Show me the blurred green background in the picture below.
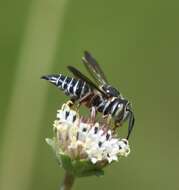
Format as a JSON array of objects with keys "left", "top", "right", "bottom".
[{"left": 0, "top": 0, "right": 179, "bottom": 190}]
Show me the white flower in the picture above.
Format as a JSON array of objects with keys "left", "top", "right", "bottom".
[{"left": 53, "top": 103, "right": 130, "bottom": 164}]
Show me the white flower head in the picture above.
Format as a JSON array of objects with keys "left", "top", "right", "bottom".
[{"left": 52, "top": 102, "right": 131, "bottom": 164}]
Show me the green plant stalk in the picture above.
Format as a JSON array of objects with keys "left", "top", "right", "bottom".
[{"left": 60, "top": 172, "right": 75, "bottom": 190}]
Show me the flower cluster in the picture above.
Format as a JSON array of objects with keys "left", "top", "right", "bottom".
[{"left": 52, "top": 103, "right": 130, "bottom": 164}]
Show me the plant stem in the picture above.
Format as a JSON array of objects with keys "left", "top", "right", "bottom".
[{"left": 60, "top": 172, "right": 75, "bottom": 190}]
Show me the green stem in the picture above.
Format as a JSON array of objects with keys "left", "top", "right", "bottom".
[{"left": 60, "top": 172, "right": 75, "bottom": 190}]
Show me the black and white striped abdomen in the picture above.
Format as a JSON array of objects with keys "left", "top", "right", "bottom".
[
  {"left": 92, "top": 96, "right": 124, "bottom": 117},
  {"left": 41, "top": 74, "right": 92, "bottom": 99}
]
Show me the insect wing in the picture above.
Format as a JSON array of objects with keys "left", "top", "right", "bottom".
[
  {"left": 82, "top": 51, "right": 108, "bottom": 85},
  {"left": 67, "top": 66, "right": 107, "bottom": 97}
]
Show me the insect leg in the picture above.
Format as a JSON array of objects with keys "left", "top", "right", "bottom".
[
  {"left": 78, "top": 92, "right": 94, "bottom": 106},
  {"left": 113, "top": 121, "right": 123, "bottom": 131},
  {"left": 101, "top": 114, "right": 113, "bottom": 125},
  {"left": 90, "top": 106, "right": 97, "bottom": 122},
  {"left": 78, "top": 92, "right": 98, "bottom": 121}
]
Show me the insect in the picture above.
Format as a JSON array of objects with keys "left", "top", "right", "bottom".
[{"left": 41, "top": 51, "right": 135, "bottom": 139}]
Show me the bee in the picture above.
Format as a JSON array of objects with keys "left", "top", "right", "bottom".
[{"left": 41, "top": 51, "right": 135, "bottom": 139}]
